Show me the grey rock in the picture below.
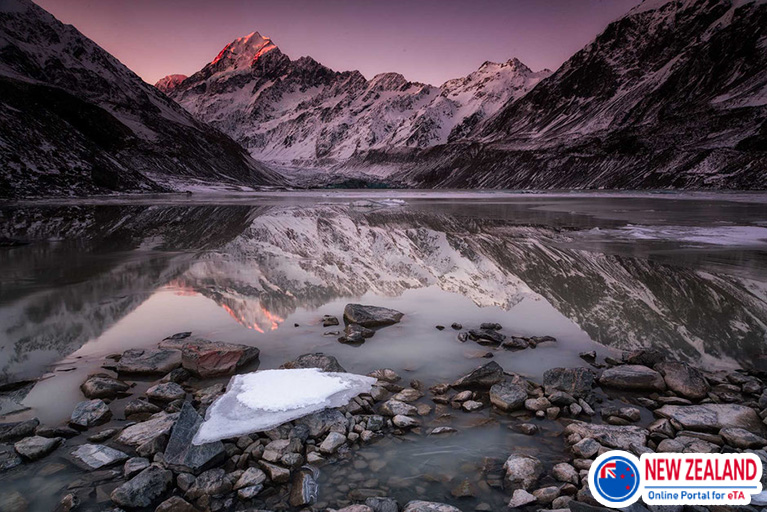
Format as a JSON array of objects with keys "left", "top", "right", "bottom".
[
  {"left": 185, "top": 468, "right": 231, "bottom": 499},
  {"left": 599, "top": 365, "right": 666, "bottom": 392},
  {"left": 655, "top": 362, "right": 710, "bottom": 400},
  {"left": 123, "top": 457, "right": 150, "bottom": 478},
  {"left": 259, "top": 460, "right": 290, "bottom": 483},
  {"left": 70, "top": 444, "right": 128, "bottom": 470},
  {"left": 366, "top": 497, "right": 399, "bottom": 512},
  {"left": 180, "top": 339, "right": 259, "bottom": 378},
  {"left": 468, "top": 329, "right": 506, "bottom": 345},
  {"left": 115, "top": 412, "right": 179, "bottom": 448},
  {"left": 237, "top": 484, "right": 264, "bottom": 500},
  {"left": 503, "top": 454, "right": 543, "bottom": 490},
  {"left": 392, "top": 415, "right": 419, "bottom": 428},
  {"left": 543, "top": 367, "right": 595, "bottom": 397},
  {"left": 280, "top": 352, "right": 346, "bottom": 372},
  {"left": 319, "top": 432, "right": 347, "bottom": 454},
  {"left": 234, "top": 467, "right": 266, "bottom": 490},
  {"left": 86, "top": 428, "right": 118, "bottom": 442},
  {"left": 0, "top": 446, "right": 22, "bottom": 472},
  {"left": 367, "top": 415, "right": 386, "bottom": 432},
  {"left": 322, "top": 315, "right": 340, "bottom": 327},
  {"left": 346, "top": 323, "right": 376, "bottom": 339},
  {"left": 451, "top": 361, "right": 504, "bottom": 389},
  {"left": 461, "top": 400, "right": 483, "bottom": 412},
  {"left": 124, "top": 399, "right": 162, "bottom": 418},
  {"left": 380, "top": 399, "right": 417, "bottom": 417},
  {"left": 80, "top": 374, "right": 130, "bottom": 399},
  {"left": 343, "top": 304, "right": 403, "bottom": 327},
  {"left": 490, "top": 381, "right": 527, "bottom": 411},
  {"left": 110, "top": 465, "right": 171, "bottom": 508},
  {"left": 69, "top": 399, "right": 111, "bottom": 429},
  {"left": 552, "top": 462, "right": 579, "bottom": 484},
  {"left": 720, "top": 427, "right": 767, "bottom": 448},
  {"left": 295, "top": 408, "right": 348, "bottom": 437},
  {"left": 508, "top": 489, "right": 537, "bottom": 508},
  {"left": 164, "top": 402, "right": 225, "bottom": 474},
  {"left": 146, "top": 382, "right": 186, "bottom": 402},
  {"left": 155, "top": 496, "right": 197, "bottom": 512},
  {"left": 289, "top": 468, "right": 318, "bottom": 507},
  {"left": 572, "top": 438, "right": 601, "bottom": 459},
  {"left": 368, "top": 368, "right": 400, "bottom": 382},
  {"left": 0, "top": 418, "right": 39, "bottom": 442},
  {"left": 403, "top": 501, "right": 461, "bottom": 512},
  {"left": 656, "top": 404, "right": 766, "bottom": 434},
  {"left": 116, "top": 348, "right": 182, "bottom": 375},
  {"left": 564, "top": 422, "right": 648, "bottom": 450},
  {"left": 533, "top": 485, "right": 560, "bottom": 505},
  {"left": 14, "top": 435, "right": 61, "bottom": 460}
]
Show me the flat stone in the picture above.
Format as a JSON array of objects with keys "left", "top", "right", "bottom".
[
  {"left": 124, "top": 399, "right": 162, "bottom": 418},
  {"left": 280, "top": 353, "right": 346, "bottom": 372},
  {"left": 180, "top": 339, "right": 259, "bottom": 378},
  {"left": 164, "top": 402, "right": 225, "bottom": 474},
  {"left": 719, "top": 427, "right": 767, "bottom": 448},
  {"left": 503, "top": 454, "right": 543, "bottom": 490},
  {"left": 70, "top": 444, "right": 128, "bottom": 470},
  {"left": 110, "top": 465, "right": 172, "bottom": 508},
  {"left": 0, "top": 418, "right": 39, "bottom": 442},
  {"left": 80, "top": 374, "right": 130, "bottom": 399},
  {"left": 123, "top": 457, "right": 150, "bottom": 478},
  {"left": 564, "top": 421, "right": 648, "bottom": 450},
  {"left": 490, "top": 381, "right": 527, "bottom": 411},
  {"left": 451, "top": 361, "right": 504, "bottom": 389},
  {"left": 543, "top": 367, "right": 595, "bottom": 397},
  {"left": 403, "top": 501, "right": 461, "bottom": 512},
  {"left": 69, "top": 399, "right": 111, "bottom": 429},
  {"left": 14, "top": 435, "right": 61, "bottom": 461},
  {"left": 116, "top": 348, "right": 182, "bottom": 374},
  {"left": 656, "top": 404, "right": 766, "bottom": 434},
  {"left": 655, "top": 361, "right": 710, "bottom": 400},
  {"left": 343, "top": 304, "right": 403, "bottom": 327},
  {"left": 115, "top": 412, "right": 178, "bottom": 448},
  {"left": 599, "top": 365, "right": 666, "bottom": 392}
]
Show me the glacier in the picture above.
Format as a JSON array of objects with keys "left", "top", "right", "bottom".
[{"left": 192, "top": 369, "right": 376, "bottom": 445}]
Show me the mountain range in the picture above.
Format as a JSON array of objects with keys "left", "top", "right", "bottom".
[{"left": 1, "top": 0, "right": 765, "bottom": 197}]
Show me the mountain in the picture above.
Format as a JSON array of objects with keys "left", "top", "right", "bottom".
[
  {"left": 0, "top": 0, "right": 283, "bottom": 198},
  {"left": 394, "top": 0, "right": 767, "bottom": 189},
  {"left": 159, "top": 33, "right": 548, "bottom": 170},
  {"left": 154, "top": 73, "right": 187, "bottom": 94}
]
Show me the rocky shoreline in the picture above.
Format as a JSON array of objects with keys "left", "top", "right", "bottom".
[{"left": 1, "top": 304, "right": 767, "bottom": 512}]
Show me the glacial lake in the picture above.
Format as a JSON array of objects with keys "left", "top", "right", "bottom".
[{"left": 1, "top": 190, "right": 766, "bottom": 509}]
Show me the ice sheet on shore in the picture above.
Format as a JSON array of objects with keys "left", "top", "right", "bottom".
[{"left": 193, "top": 368, "right": 376, "bottom": 445}]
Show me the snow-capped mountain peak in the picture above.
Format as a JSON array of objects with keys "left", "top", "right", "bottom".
[
  {"left": 210, "top": 31, "right": 278, "bottom": 71},
  {"left": 155, "top": 73, "right": 187, "bottom": 93}
]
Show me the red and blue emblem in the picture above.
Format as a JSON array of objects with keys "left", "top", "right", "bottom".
[{"left": 593, "top": 454, "right": 641, "bottom": 504}]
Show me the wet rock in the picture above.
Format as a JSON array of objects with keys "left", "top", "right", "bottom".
[
  {"left": 600, "top": 406, "right": 641, "bottom": 423},
  {"left": 115, "top": 412, "right": 179, "bottom": 448},
  {"left": 164, "top": 402, "right": 225, "bottom": 474},
  {"left": 579, "top": 351, "right": 597, "bottom": 362},
  {"left": 70, "top": 444, "right": 128, "bottom": 470},
  {"left": 124, "top": 399, "right": 162, "bottom": 418},
  {"left": 111, "top": 465, "right": 172, "bottom": 508},
  {"left": 0, "top": 491, "right": 27, "bottom": 512},
  {"left": 366, "top": 497, "right": 399, "bottom": 512},
  {"left": 0, "top": 418, "right": 39, "bottom": 442},
  {"left": 719, "top": 427, "right": 767, "bottom": 448},
  {"left": 234, "top": 467, "right": 266, "bottom": 490},
  {"left": 467, "top": 329, "right": 506, "bottom": 345},
  {"left": 380, "top": 399, "right": 417, "bottom": 417},
  {"left": 116, "top": 348, "right": 182, "bottom": 374},
  {"left": 572, "top": 438, "right": 600, "bottom": 459},
  {"left": 289, "top": 468, "right": 318, "bottom": 507},
  {"left": 623, "top": 348, "right": 666, "bottom": 367},
  {"left": 533, "top": 486, "right": 560, "bottom": 505},
  {"left": 392, "top": 388, "right": 422, "bottom": 402},
  {"left": 281, "top": 353, "right": 346, "bottom": 372},
  {"left": 490, "top": 381, "right": 527, "bottom": 411},
  {"left": 453, "top": 390, "right": 473, "bottom": 402},
  {"left": 514, "top": 423, "right": 538, "bottom": 435},
  {"left": 369, "top": 368, "right": 401, "bottom": 382},
  {"left": 480, "top": 322, "right": 502, "bottom": 330},
  {"left": 501, "top": 337, "right": 530, "bottom": 350},
  {"left": 146, "top": 382, "right": 186, "bottom": 402},
  {"left": 323, "top": 315, "right": 340, "bottom": 327},
  {"left": 343, "top": 304, "right": 403, "bottom": 327},
  {"left": 124, "top": 457, "right": 150, "bottom": 478},
  {"left": 80, "top": 374, "right": 130, "bottom": 399},
  {"left": 564, "top": 422, "right": 648, "bottom": 450},
  {"left": 656, "top": 404, "right": 766, "bottom": 434},
  {"left": 155, "top": 496, "right": 197, "bottom": 512},
  {"left": 237, "top": 484, "right": 263, "bottom": 500},
  {"left": 403, "top": 501, "right": 461, "bottom": 512},
  {"left": 296, "top": 408, "right": 349, "bottom": 437},
  {"left": 0, "top": 446, "right": 22, "bottom": 472},
  {"left": 186, "top": 468, "right": 231, "bottom": 499},
  {"left": 451, "top": 361, "right": 504, "bottom": 389},
  {"left": 160, "top": 367, "right": 191, "bottom": 384},
  {"left": 87, "top": 428, "right": 118, "bottom": 442},
  {"left": 429, "top": 426, "right": 457, "bottom": 435},
  {"left": 525, "top": 397, "right": 551, "bottom": 412},
  {"left": 599, "top": 365, "right": 666, "bottom": 392},
  {"left": 346, "top": 323, "right": 376, "bottom": 339},
  {"left": 338, "top": 507, "right": 374, "bottom": 512},
  {"left": 503, "top": 454, "right": 543, "bottom": 490},
  {"left": 14, "top": 435, "right": 61, "bottom": 460},
  {"left": 392, "top": 415, "right": 419, "bottom": 428},
  {"left": 508, "top": 489, "right": 536, "bottom": 508},
  {"left": 462, "top": 400, "right": 483, "bottom": 412},
  {"left": 552, "top": 462, "right": 579, "bottom": 484},
  {"left": 180, "top": 339, "right": 259, "bottom": 378},
  {"left": 163, "top": 331, "right": 192, "bottom": 342},
  {"left": 35, "top": 425, "right": 77, "bottom": 440},
  {"left": 450, "top": 478, "right": 476, "bottom": 498},
  {"left": 319, "top": 432, "right": 347, "bottom": 454},
  {"left": 259, "top": 460, "right": 290, "bottom": 483},
  {"left": 70, "top": 399, "right": 111, "bottom": 429},
  {"left": 655, "top": 361, "right": 710, "bottom": 400},
  {"left": 543, "top": 367, "right": 595, "bottom": 397}
]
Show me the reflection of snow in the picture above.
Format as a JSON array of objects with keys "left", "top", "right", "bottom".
[
  {"left": 589, "top": 225, "right": 767, "bottom": 247},
  {"left": 194, "top": 369, "right": 375, "bottom": 444}
]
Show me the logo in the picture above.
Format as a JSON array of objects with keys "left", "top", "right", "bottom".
[
  {"left": 588, "top": 451, "right": 764, "bottom": 508},
  {"left": 590, "top": 452, "right": 642, "bottom": 507}
]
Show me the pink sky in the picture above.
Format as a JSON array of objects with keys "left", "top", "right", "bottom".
[{"left": 36, "top": 0, "right": 642, "bottom": 86}]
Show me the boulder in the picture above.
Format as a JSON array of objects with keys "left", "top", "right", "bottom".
[
  {"left": 656, "top": 404, "right": 766, "bottom": 434},
  {"left": 563, "top": 421, "right": 648, "bottom": 450},
  {"left": 14, "top": 435, "right": 61, "bottom": 460},
  {"left": 402, "top": 502, "right": 461, "bottom": 512},
  {"left": 503, "top": 454, "right": 543, "bottom": 490},
  {"left": 80, "top": 374, "right": 130, "bottom": 399},
  {"left": 343, "top": 304, "right": 404, "bottom": 327},
  {"left": 164, "top": 402, "right": 225, "bottom": 474},
  {"left": 599, "top": 365, "right": 666, "bottom": 392},
  {"left": 451, "top": 361, "right": 504, "bottom": 389},
  {"left": 490, "top": 381, "right": 528, "bottom": 411},
  {"left": 180, "top": 339, "right": 259, "bottom": 378},
  {"left": 543, "top": 368, "right": 594, "bottom": 397},
  {"left": 69, "top": 399, "right": 111, "bottom": 429},
  {"left": 115, "top": 412, "right": 179, "bottom": 448},
  {"left": 70, "top": 444, "right": 128, "bottom": 470},
  {"left": 655, "top": 361, "right": 710, "bottom": 400},
  {"left": 110, "top": 465, "right": 172, "bottom": 508},
  {"left": 280, "top": 353, "right": 346, "bottom": 373},
  {"left": 116, "top": 348, "right": 181, "bottom": 374}
]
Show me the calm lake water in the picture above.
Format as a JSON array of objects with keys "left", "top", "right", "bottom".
[{"left": 1, "top": 190, "right": 766, "bottom": 509}]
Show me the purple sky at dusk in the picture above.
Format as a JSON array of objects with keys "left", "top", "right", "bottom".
[{"left": 36, "top": 0, "right": 642, "bottom": 86}]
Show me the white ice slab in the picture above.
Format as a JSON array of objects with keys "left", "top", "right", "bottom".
[{"left": 192, "top": 368, "right": 376, "bottom": 445}]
